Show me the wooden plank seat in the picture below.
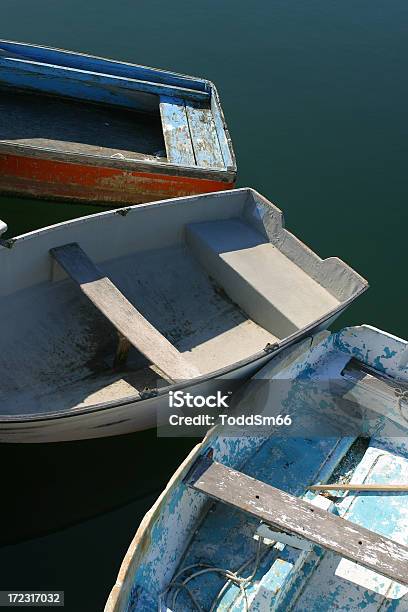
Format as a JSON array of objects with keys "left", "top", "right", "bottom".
[
  {"left": 185, "top": 100, "right": 224, "bottom": 169},
  {"left": 159, "top": 95, "right": 225, "bottom": 169},
  {"left": 50, "top": 243, "right": 201, "bottom": 383},
  {"left": 185, "top": 455, "right": 408, "bottom": 586},
  {"left": 159, "top": 96, "right": 195, "bottom": 166}
]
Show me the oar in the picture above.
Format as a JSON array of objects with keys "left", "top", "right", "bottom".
[{"left": 309, "top": 483, "right": 408, "bottom": 492}]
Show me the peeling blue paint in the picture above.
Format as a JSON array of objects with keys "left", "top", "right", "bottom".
[{"left": 118, "top": 326, "right": 408, "bottom": 612}]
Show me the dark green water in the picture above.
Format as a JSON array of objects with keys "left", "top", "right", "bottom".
[{"left": 1, "top": 1, "right": 407, "bottom": 610}]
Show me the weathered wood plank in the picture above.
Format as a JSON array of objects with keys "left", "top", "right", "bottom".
[
  {"left": 159, "top": 96, "right": 196, "bottom": 166},
  {"left": 50, "top": 243, "right": 200, "bottom": 382},
  {"left": 186, "top": 456, "right": 408, "bottom": 586},
  {"left": 185, "top": 101, "right": 224, "bottom": 169},
  {"left": 210, "top": 92, "right": 235, "bottom": 170}
]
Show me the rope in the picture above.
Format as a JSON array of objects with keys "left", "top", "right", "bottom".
[
  {"left": 158, "top": 564, "right": 212, "bottom": 612},
  {"left": 158, "top": 581, "right": 203, "bottom": 611},
  {"left": 210, "top": 536, "right": 265, "bottom": 612},
  {"left": 159, "top": 536, "right": 271, "bottom": 611},
  {"left": 172, "top": 567, "right": 247, "bottom": 611}
]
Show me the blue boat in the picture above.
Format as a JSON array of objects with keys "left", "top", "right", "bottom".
[
  {"left": 0, "top": 39, "right": 236, "bottom": 204},
  {"left": 106, "top": 324, "right": 408, "bottom": 611}
]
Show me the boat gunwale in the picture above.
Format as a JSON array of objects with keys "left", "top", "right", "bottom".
[
  {"left": 0, "top": 140, "right": 236, "bottom": 180},
  {"left": 0, "top": 39, "right": 211, "bottom": 91},
  {"left": 0, "top": 56, "right": 210, "bottom": 102},
  {"left": 0, "top": 188, "right": 248, "bottom": 245},
  {"left": 105, "top": 437, "right": 208, "bottom": 612}
]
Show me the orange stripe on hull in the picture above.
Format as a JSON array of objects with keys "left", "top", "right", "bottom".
[{"left": 0, "top": 154, "right": 234, "bottom": 204}]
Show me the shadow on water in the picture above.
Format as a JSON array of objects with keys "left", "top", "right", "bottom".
[
  {"left": 0, "top": 431, "right": 199, "bottom": 546},
  {"left": 0, "top": 432, "right": 199, "bottom": 611},
  {"left": 0, "top": 494, "right": 159, "bottom": 612}
]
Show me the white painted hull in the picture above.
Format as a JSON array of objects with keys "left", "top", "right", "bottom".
[
  {"left": 0, "top": 352, "right": 272, "bottom": 443},
  {"left": 0, "top": 310, "right": 349, "bottom": 443},
  {"left": 0, "top": 188, "right": 367, "bottom": 443}
]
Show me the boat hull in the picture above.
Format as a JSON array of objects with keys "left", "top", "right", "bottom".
[
  {"left": 0, "top": 188, "right": 367, "bottom": 443},
  {"left": 0, "top": 351, "right": 272, "bottom": 443},
  {"left": 0, "top": 153, "right": 234, "bottom": 205},
  {"left": 0, "top": 310, "right": 347, "bottom": 444},
  {"left": 0, "top": 40, "right": 237, "bottom": 204}
]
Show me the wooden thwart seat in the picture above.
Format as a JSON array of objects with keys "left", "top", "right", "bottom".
[
  {"left": 185, "top": 100, "right": 224, "bottom": 169},
  {"left": 159, "top": 95, "right": 225, "bottom": 169},
  {"left": 186, "top": 455, "right": 408, "bottom": 586},
  {"left": 160, "top": 96, "right": 195, "bottom": 166},
  {"left": 50, "top": 243, "right": 200, "bottom": 383}
]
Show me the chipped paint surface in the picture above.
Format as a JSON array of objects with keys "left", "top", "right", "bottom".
[
  {"left": 294, "top": 446, "right": 408, "bottom": 610},
  {"left": 0, "top": 40, "right": 237, "bottom": 205},
  {"left": 334, "top": 325, "right": 408, "bottom": 380},
  {"left": 0, "top": 153, "right": 234, "bottom": 205},
  {"left": 105, "top": 325, "right": 408, "bottom": 611}
]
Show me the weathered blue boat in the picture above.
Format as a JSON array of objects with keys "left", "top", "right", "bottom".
[
  {"left": 106, "top": 325, "right": 408, "bottom": 611},
  {"left": 0, "top": 39, "right": 236, "bottom": 204}
]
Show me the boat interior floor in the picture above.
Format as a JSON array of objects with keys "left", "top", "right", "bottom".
[
  {"left": 0, "top": 194, "right": 352, "bottom": 416},
  {"left": 170, "top": 347, "right": 408, "bottom": 612},
  {"left": 0, "top": 88, "right": 167, "bottom": 161},
  {"left": 0, "top": 245, "right": 278, "bottom": 416},
  {"left": 174, "top": 434, "right": 408, "bottom": 610}
]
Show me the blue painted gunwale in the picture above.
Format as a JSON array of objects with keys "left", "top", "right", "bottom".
[
  {"left": 0, "top": 40, "right": 210, "bottom": 93},
  {"left": 0, "top": 57, "right": 209, "bottom": 103},
  {"left": 105, "top": 325, "right": 408, "bottom": 612}
]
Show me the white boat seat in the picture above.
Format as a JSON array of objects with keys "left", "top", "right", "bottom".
[
  {"left": 185, "top": 454, "right": 408, "bottom": 586},
  {"left": 50, "top": 242, "right": 201, "bottom": 383},
  {"left": 186, "top": 219, "right": 340, "bottom": 338}
]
